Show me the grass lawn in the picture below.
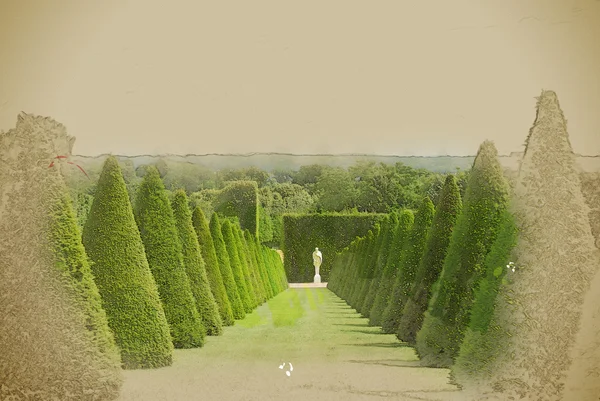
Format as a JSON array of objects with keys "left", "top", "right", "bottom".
[{"left": 116, "top": 288, "right": 460, "bottom": 401}]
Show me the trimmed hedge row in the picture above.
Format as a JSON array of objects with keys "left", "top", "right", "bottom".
[
  {"left": 172, "top": 190, "right": 223, "bottom": 336},
  {"left": 397, "top": 174, "right": 462, "bottom": 344},
  {"left": 416, "top": 141, "right": 509, "bottom": 368},
  {"left": 134, "top": 166, "right": 206, "bottom": 348},
  {"left": 82, "top": 156, "right": 174, "bottom": 369},
  {"left": 282, "top": 213, "right": 385, "bottom": 282},
  {"left": 381, "top": 197, "right": 435, "bottom": 334}
]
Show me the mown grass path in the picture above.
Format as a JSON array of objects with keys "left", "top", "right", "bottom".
[{"left": 117, "top": 288, "right": 460, "bottom": 401}]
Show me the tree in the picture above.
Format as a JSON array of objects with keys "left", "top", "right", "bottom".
[
  {"left": 50, "top": 190, "right": 122, "bottom": 365},
  {"left": 232, "top": 224, "right": 259, "bottom": 308},
  {"left": 381, "top": 197, "right": 435, "bottom": 334},
  {"left": 397, "top": 174, "right": 462, "bottom": 345},
  {"left": 192, "top": 207, "right": 235, "bottom": 326},
  {"left": 82, "top": 156, "right": 173, "bottom": 369},
  {"left": 210, "top": 213, "right": 246, "bottom": 319},
  {"left": 416, "top": 141, "right": 510, "bottom": 368},
  {"left": 134, "top": 166, "right": 206, "bottom": 348},
  {"left": 172, "top": 190, "right": 223, "bottom": 336},
  {"left": 368, "top": 210, "right": 414, "bottom": 326},
  {"left": 221, "top": 219, "right": 253, "bottom": 313},
  {"left": 314, "top": 167, "right": 359, "bottom": 212}
]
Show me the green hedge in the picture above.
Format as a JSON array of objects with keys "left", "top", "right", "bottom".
[
  {"left": 192, "top": 207, "right": 235, "bottom": 326},
  {"left": 172, "top": 190, "right": 223, "bottom": 336},
  {"left": 221, "top": 220, "right": 253, "bottom": 313},
  {"left": 382, "top": 197, "right": 435, "bottom": 334},
  {"left": 49, "top": 189, "right": 122, "bottom": 373},
  {"left": 368, "top": 210, "right": 414, "bottom": 326},
  {"left": 397, "top": 174, "right": 462, "bottom": 344},
  {"left": 416, "top": 141, "right": 510, "bottom": 368},
  {"left": 282, "top": 212, "right": 385, "bottom": 282},
  {"left": 210, "top": 213, "right": 245, "bottom": 319},
  {"left": 232, "top": 225, "right": 259, "bottom": 308},
  {"left": 450, "top": 208, "right": 518, "bottom": 385},
  {"left": 134, "top": 167, "right": 206, "bottom": 348},
  {"left": 82, "top": 156, "right": 173, "bottom": 369},
  {"left": 361, "top": 213, "right": 398, "bottom": 317}
]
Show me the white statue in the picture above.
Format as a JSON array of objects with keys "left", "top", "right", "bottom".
[{"left": 312, "top": 247, "right": 322, "bottom": 283}]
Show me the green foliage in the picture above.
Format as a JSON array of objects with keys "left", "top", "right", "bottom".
[
  {"left": 210, "top": 213, "right": 246, "bottom": 319},
  {"left": 209, "top": 181, "right": 259, "bottom": 238},
  {"left": 231, "top": 225, "right": 259, "bottom": 308},
  {"left": 382, "top": 197, "right": 435, "bottom": 334},
  {"left": 49, "top": 190, "right": 122, "bottom": 367},
  {"left": 451, "top": 208, "right": 518, "bottom": 382},
  {"left": 314, "top": 167, "right": 360, "bottom": 212},
  {"left": 192, "top": 207, "right": 235, "bottom": 326},
  {"left": 244, "top": 229, "right": 271, "bottom": 301},
  {"left": 361, "top": 213, "right": 398, "bottom": 317},
  {"left": 221, "top": 220, "right": 253, "bottom": 313},
  {"left": 416, "top": 141, "right": 510, "bottom": 367},
  {"left": 257, "top": 203, "right": 274, "bottom": 243},
  {"left": 69, "top": 191, "right": 94, "bottom": 231},
  {"left": 368, "top": 210, "right": 414, "bottom": 326},
  {"left": 172, "top": 190, "right": 223, "bottom": 336},
  {"left": 134, "top": 167, "right": 206, "bottom": 348},
  {"left": 397, "top": 174, "right": 462, "bottom": 344},
  {"left": 282, "top": 212, "right": 385, "bottom": 282},
  {"left": 82, "top": 156, "right": 173, "bottom": 369}
]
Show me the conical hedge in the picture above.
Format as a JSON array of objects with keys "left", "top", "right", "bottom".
[
  {"left": 192, "top": 207, "right": 234, "bottom": 326},
  {"left": 416, "top": 140, "right": 509, "bottom": 368},
  {"left": 1, "top": 115, "right": 122, "bottom": 400},
  {"left": 134, "top": 166, "right": 206, "bottom": 348},
  {"left": 82, "top": 156, "right": 173, "bottom": 369},
  {"left": 221, "top": 219, "right": 253, "bottom": 313},
  {"left": 397, "top": 174, "right": 462, "bottom": 344},
  {"left": 382, "top": 197, "right": 435, "bottom": 334},
  {"left": 210, "top": 213, "right": 245, "bottom": 319},
  {"left": 369, "top": 210, "right": 414, "bottom": 326},
  {"left": 50, "top": 190, "right": 122, "bottom": 366},
  {"left": 362, "top": 214, "right": 397, "bottom": 317},
  {"left": 232, "top": 224, "right": 259, "bottom": 308},
  {"left": 172, "top": 190, "right": 223, "bottom": 336},
  {"left": 243, "top": 229, "right": 268, "bottom": 303},
  {"left": 246, "top": 229, "right": 273, "bottom": 299}
]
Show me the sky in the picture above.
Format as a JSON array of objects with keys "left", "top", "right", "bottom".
[{"left": 0, "top": 0, "right": 599, "bottom": 157}]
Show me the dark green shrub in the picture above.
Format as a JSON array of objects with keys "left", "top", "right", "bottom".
[
  {"left": 362, "top": 213, "right": 398, "bottom": 317},
  {"left": 82, "top": 156, "right": 173, "bottom": 369},
  {"left": 244, "top": 229, "right": 269, "bottom": 302},
  {"left": 416, "top": 141, "right": 509, "bottom": 367},
  {"left": 382, "top": 197, "right": 435, "bottom": 334},
  {"left": 232, "top": 224, "right": 259, "bottom": 308},
  {"left": 192, "top": 207, "right": 235, "bottom": 326},
  {"left": 221, "top": 220, "right": 253, "bottom": 313},
  {"left": 397, "top": 174, "right": 462, "bottom": 344},
  {"left": 134, "top": 167, "right": 206, "bottom": 348},
  {"left": 450, "top": 208, "right": 517, "bottom": 384},
  {"left": 369, "top": 210, "right": 414, "bottom": 326},
  {"left": 172, "top": 190, "right": 223, "bottom": 336},
  {"left": 49, "top": 189, "right": 122, "bottom": 369},
  {"left": 210, "top": 213, "right": 245, "bottom": 319},
  {"left": 282, "top": 212, "right": 385, "bottom": 282}
]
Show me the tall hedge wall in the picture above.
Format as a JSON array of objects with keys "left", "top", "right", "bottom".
[{"left": 282, "top": 213, "right": 385, "bottom": 282}]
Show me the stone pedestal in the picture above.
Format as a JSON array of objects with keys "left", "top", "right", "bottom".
[{"left": 314, "top": 274, "right": 321, "bottom": 284}]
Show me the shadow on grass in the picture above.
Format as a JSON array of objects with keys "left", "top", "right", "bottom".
[
  {"left": 332, "top": 323, "right": 370, "bottom": 327},
  {"left": 345, "top": 359, "right": 424, "bottom": 368},
  {"left": 342, "top": 329, "right": 387, "bottom": 335},
  {"left": 342, "top": 342, "right": 409, "bottom": 348}
]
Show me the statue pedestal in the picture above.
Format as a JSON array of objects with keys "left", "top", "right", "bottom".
[{"left": 314, "top": 274, "right": 321, "bottom": 284}]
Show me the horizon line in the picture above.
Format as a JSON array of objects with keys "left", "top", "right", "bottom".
[{"left": 70, "top": 151, "right": 598, "bottom": 158}]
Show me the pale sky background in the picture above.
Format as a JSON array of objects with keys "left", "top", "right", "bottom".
[{"left": 0, "top": 0, "right": 599, "bottom": 156}]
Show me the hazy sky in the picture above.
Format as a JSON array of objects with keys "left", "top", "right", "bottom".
[{"left": 1, "top": 0, "right": 599, "bottom": 156}]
